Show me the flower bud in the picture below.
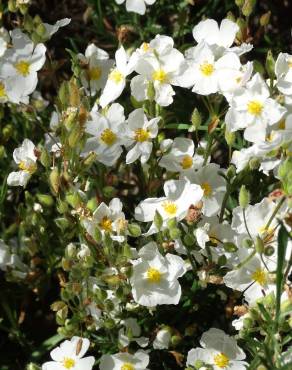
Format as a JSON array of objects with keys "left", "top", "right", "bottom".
[
  {"left": 225, "top": 129, "right": 235, "bottom": 146},
  {"left": 235, "top": 0, "right": 245, "bottom": 6},
  {"left": 265, "top": 50, "right": 275, "bottom": 78},
  {"left": 191, "top": 108, "right": 202, "bottom": 129},
  {"left": 8, "top": 0, "right": 17, "bottom": 12},
  {"left": 83, "top": 152, "right": 97, "bottom": 167},
  {"left": 36, "top": 23, "right": 47, "bottom": 37},
  {"left": 264, "top": 245, "right": 274, "bottom": 256},
  {"left": 223, "top": 242, "right": 238, "bottom": 252},
  {"left": 249, "top": 157, "right": 261, "bottom": 170},
  {"left": 169, "top": 228, "right": 181, "bottom": 239},
  {"left": 170, "top": 335, "right": 182, "bottom": 347},
  {"left": 260, "top": 11, "right": 271, "bottom": 27},
  {"left": 242, "top": 0, "right": 256, "bottom": 17},
  {"left": 65, "top": 192, "right": 82, "bottom": 209},
  {"left": 40, "top": 148, "right": 51, "bottom": 168},
  {"left": 128, "top": 223, "right": 142, "bottom": 237},
  {"left": 218, "top": 255, "right": 227, "bottom": 266},
  {"left": 147, "top": 81, "right": 155, "bottom": 102},
  {"left": 49, "top": 168, "right": 60, "bottom": 194},
  {"left": 154, "top": 210, "right": 163, "bottom": 230},
  {"left": 242, "top": 237, "right": 253, "bottom": 248},
  {"left": 36, "top": 194, "right": 54, "bottom": 207},
  {"left": 183, "top": 234, "right": 195, "bottom": 247},
  {"left": 255, "top": 236, "right": 264, "bottom": 254},
  {"left": 226, "top": 165, "right": 236, "bottom": 179},
  {"left": 239, "top": 185, "right": 250, "bottom": 208},
  {"left": 26, "top": 363, "right": 41, "bottom": 370},
  {"left": 0, "top": 145, "right": 5, "bottom": 159}
]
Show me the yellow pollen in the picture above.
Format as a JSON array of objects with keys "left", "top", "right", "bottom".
[
  {"left": 201, "top": 182, "right": 212, "bottom": 197},
  {"left": 247, "top": 100, "right": 263, "bottom": 116},
  {"left": 147, "top": 267, "right": 162, "bottom": 283},
  {"left": 63, "top": 357, "right": 75, "bottom": 369},
  {"left": 278, "top": 119, "right": 286, "bottom": 130},
  {"left": 180, "top": 155, "right": 193, "bottom": 169},
  {"left": 200, "top": 62, "right": 214, "bottom": 76},
  {"left": 213, "top": 353, "right": 230, "bottom": 368},
  {"left": 152, "top": 69, "right": 168, "bottom": 83},
  {"left": 0, "top": 82, "right": 6, "bottom": 98},
  {"left": 162, "top": 201, "right": 178, "bottom": 216},
  {"left": 252, "top": 268, "right": 267, "bottom": 286},
  {"left": 109, "top": 69, "right": 124, "bottom": 84},
  {"left": 134, "top": 128, "right": 150, "bottom": 142},
  {"left": 18, "top": 161, "right": 37, "bottom": 174},
  {"left": 266, "top": 132, "right": 275, "bottom": 142},
  {"left": 142, "top": 42, "right": 150, "bottom": 52},
  {"left": 100, "top": 128, "right": 117, "bottom": 146},
  {"left": 88, "top": 66, "right": 102, "bottom": 81},
  {"left": 14, "top": 60, "right": 30, "bottom": 77},
  {"left": 99, "top": 216, "right": 113, "bottom": 232}
]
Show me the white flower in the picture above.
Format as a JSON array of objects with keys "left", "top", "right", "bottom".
[
  {"left": 275, "top": 52, "right": 292, "bottom": 96},
  {"left": 118, "top": 318, "right": 148, "bottom": 348},
  {"left": 135, "top": 179, "right": 203, "bottom": 235},
  {"left": 100, "top": 351, "right": 149, "bottom": 370},
  {"left": 82, "top": 198, "right": 126, "bottom": 242},
  {"left": 159, "top": 137, "right": 203, "bottom": 172},
  {"left": 183, "top": 163, "right": 226, "bottom": 217},
  {"left": 130, "top": 242, "right": 186, "bottom": 306},
  {"left": 225, "top": 73, "right": 286, "bottom": 143},
  {"left": 42, "top": 336, "right": 95, "bottom": 370},
  {"left": 192, "top": 18, "right": 239, "bottom": 56},
  {"left": 186, "top": 328, "right": 247, "bottom": 370},
  {"left": 0, "top": 27, "right": 10, "bottom": 57},
  {"left": 153, "top": 328, "right": 171, "bottom": 349},
  {"left": 100, "top": 46, "right": 136, "bottom": 107},
  {"left": 115, "top": 0, "right": 156, "bottom": 15},
  {"left": 125, "top": 108, "right": 160, "bottom": 164},
  {"left": 43, "top": 18, "right": 71, "bottom": 39},
  {"left": 131, "top": 35, "right": 187, "bottom": 106},
  {"left": 7, "top": 139, "right": 37, "bottom": 187},
  {"left": 84, "top": 103, "right": 127, "bottom": 166},
  {"left": 78, "top": 44, "right": 114, "bottom": 95},
  {"left": 0, "top": 29, "right": 46, "bottom": 104}
]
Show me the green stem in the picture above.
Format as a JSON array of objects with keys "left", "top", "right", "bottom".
[
  {"left": 203, "top": 135, "right": 213, "bottom": 166},
  {"left": 265, "top": 196, "right": 286, "bottom": 230}
]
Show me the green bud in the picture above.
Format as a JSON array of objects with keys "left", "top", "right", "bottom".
[
  {"left": 26, "top": 363, "right": 41, "bottom": 370},
  {"left": 36, "top": 23, "right": 47, "bottom": 37},
  {"left": 8, "top": 0, "right": 17, "bottom": 12},
  {"left": 103, "top": 186, "right": 117, "bottom": 198},
  {"left": 170, "top": 335, "right": 182, "bottom": 347},
  {"left": 223, "top": 242, "right": 238, "bottom": 252},
  {"left": 191, "top": 108, "right": 202, "bottom": 129},
  {"left": 23, "top": 15, "right": 34, "bottom": 32},
  {"left": 19, "top": 4, "right": 29, "bottom": 15},
  {"left": 236, "top": 18, "right": 246, "bottom": 42},
  {"left": 55, "top": 218, "right": 70, "bottom": 232},
  {"left": 249, "top": 157, "right": 261, "bottom": 170},
  {"left": 167, "top": 218, "right": 177, "bottom": 230},
  {"left": 242, "top": 237, "right": 253, "bottom": 248},
  {"left": 104, "top": 318, "right": 116, "bottom": 329},
  {"left": 260, "top": 11, "right": 271, "bottom": 26},
  {"left": 83, "top": 152, "right": 97, "bottom": 167},
  {"left": 169, "top": 228, "right": 181, "bottom": 239},
  {"left": 218, "top": 255, "right": 227, "bottom": 266},
  {"left": 68, "top": 127, "right": 82, "bottom": 148},
  {"left": 36, "top": 194, "right": 54, "bottom": 207},
  {"left": 130, "top": 95, "right": 144, "bottom": 108},
  {"left": 278, "top": 158, "right": 292, "bottom": 195},
  {"left": 194, "top": 360, "right": 204, "bottom": 370},
  {"left": 2, "top": 124, "right": 13, "bottom": 140},
  {"left": 0, "top": 145, "right": 5, "bottom": 159},
  {"left": 128, "top": 223, "right": 142, "bottom": 237},
  {"left": 86, "top": 198, "right": 98, "bottom": 213},
  {"left": 50, "top": 301, "right": 67, "bottom": 312},
  {"left": 255, "top": 236, "right": 264, "bottom": 254},
  {"left": 58, "top": 82, "right": 70, "bottom": 109},
  {"left": 56, "top": 305, "right": 68, "bottom": 322},
  {"left": 235, "top": 0, "right": 245, "bottom": 6},
  {"left": 226, "top": 165, "right": 236, "bottom": 179},
  {"left": 265, "top": 50, "right": 275, "bottom": 78},
  {"left": 183, "top": 234, "right": 195, "bottom": 247},
  {"left": 65, "top": 192, "right": 82, "bottom": 209},
  {"left": 154, "top": 210, "right": 163, "bottom": 230},
  {"left": 264, "top": 245, "right": 275, "bottom": 256},
  {"left": 147, "top": 81, "right": 155, "bottom": 102},
  {"left": 242, "top": 0, "right": 257, "bottom": 17},
  {"left": 105, "top": 300, "right": 115, "bottom": 312},
  {"left": 226, "top": 11, "right": 236, "bottom": 22},
  {"left": 57, "top": 199, "right": 68, "bottom": 214},
  {"left": 40, "top": 148, "right": 51, "bottom": 168},
  {"left": 225, "top": 129, "right": 235, "bottom": 146},
  {"left": 239, "top": 185, "right": 250, "bottom": 208},
  {"left": 196, "top": 147, "right": 205, "bottom": 156},
  {"left": 50, "top": 168, "right": 60, "bottom": 194}
]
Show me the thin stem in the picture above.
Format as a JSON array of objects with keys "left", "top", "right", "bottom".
[{"left": 265, "top": 196, "right": 286, "bottom": 230}]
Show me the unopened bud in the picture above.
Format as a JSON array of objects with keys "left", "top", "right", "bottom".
[
  {"left": 260, "top": 11, "right": 271, "bottom": 27},
  {"left": 242, "top": 0, "right": 256, "bottom": 17},
  {"left": 225, "top": 129, "right": 235, "bottom": 146},
  {"left": 128, "top": 223, "right": 141, "bottom": 237},
  {"left": 169, "top": 228, "right": 181, "bottom": 239},
  {"left": 223, "top": 242, "right": 238, "bottom": 253},
  {"left": 255, "top": 236, "right": 264, "bottom": 254},
  {"left": 191, "top": 108, "right": 202, "bottom": 129},
  {"left": 265, "top": 50, "right": 275, "bottom": 78},
  {"left": 49, "top": 168, "right": 60, "bottom": 194},
  {"left": 36, "top": 194, "right": 54, "bottom": 207},
  {"left": 239, "top": 185, "right": 250, "bottom": 208},
  {"left": 154, "top": 211, "right": 163, "bottom": 230},
  {"left": 40, "top": 148, "right": 51, "bottom": 168},
  {"left": 249, "top": 157, "right": 261, "bottom": 170},
  {"left": 264, "top": 245, "right": 274, "bottom": 256}
]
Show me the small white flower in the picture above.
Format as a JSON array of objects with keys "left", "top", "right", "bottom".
[
  {"left": 159, "top": 137, "right": 203, "bottom": 173},
  {"left": 100, "top": 350, "right": 149, "bottom": 370},
  {"left": 7, "top": 139, "right": 37, "bottom": 187},
  {"left": 118, "top": 318, "right": 148, "bottom": 348},
  {"left": 186, "top": 328, "right": 247, "bottom": 370},
  {"left": 125, "top": 108, "right": 160, "bottom": 164},
  {"left": 100, "top": 46, "right": 136, "bottom": 107},
  {"left": 115, "top": 0, "right": 156, "bottom": 15},
  {"left": 130, "top": 242, "right": 186, "bottom": 306},
  {"left": 275, "top": 52, "right": 292, "bottom": 96},
  {"left": 42, "top": 336, "right": 95, "bottom": 370},
  {"left": 78, "top": 44, "right": 114, "bottom": 95},
  {"left": 43, "top": 18, "right": 71, "bottom": 39},
  {"left": 153, "top": 328, "right": 171, "bottom": 349}
]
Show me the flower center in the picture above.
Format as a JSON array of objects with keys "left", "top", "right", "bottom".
[
  {"left": 147, "top": 267, "right": 162, "bottom": 283},
  {"left": 134, "top": 128, "right": 150, "bottom": 142},
  {"left": 247, "top": 100, "right": 263, "bottom": 116},
  {"left": 162, "top": 201, "right": 178, "bottom": 216},
  {"left": 252, "top": 268, "right": 267, "bottom": 286},
  {"left": 88, "top": 67, "right": 102, "bottom": 81},
  {"left": 0, "top": 82, "right": 6, "bottom": 98},
  {"left": 152, "top": 69, "right": 168, "bottom": 83},
  {"left": 18, "top": 161, "right": 37, "bottom": 174},
  {"left": 142, "top": 42, "right": 150, "bottom": 52},
  {"left": 99, "top": 216, "right": 113, "bottom": 232},
  {"left": 109, "top": 69, "right": 124, "bottom": 84},
  {"left": 201, "top": 182, "right": 212, "bottom": 197},
  {"left": 200, "top": 62, "right": 214, "bottom": 76},
  {"left": 180, "top": 155, "right": 193, "bottom": 169},
  {"left": 14, "top": 60, "right": 30, "bottom": 77},
  {"left": 213, "top": 353, "right": 230, "bottom": 368},
  {"left": 121, "top": 363, "right": 135, "bottom": 370},
  {"left": 100, "top": 128, "right": 117, "bottom": 146},
  {"left": 63, "top": 357, "right": 76, "bottom": 369}
]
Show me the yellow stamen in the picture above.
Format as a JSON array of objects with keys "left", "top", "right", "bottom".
[
  {"left": 288, "top": 60, "right": 292, "bottom": 68},
  {"left": 152, "top": 69, "right": 168, "bottom": 83},
  {"left": 142, "top": 42, "right": 150, "bottom": 52},
  {"left": 278, "top": 119, "right": 286, "bottom": 130},
  {"left": 88, "top": 67, "right": 102, "bottom": 81},
  {"left": 147, "top": 268, "right": 162, "bottom": 283},
  {"left": 162, "top": 201, "right": 177, "bottom": 216},
  {"left": 14, "top": 60, "right": 30, "bottom": 77},
  {"left": 18, "top": 161, "right": 37, "bottom": 174},
  {"left": 100, "top": 128, "right": 117, "bottom": 146},
  {"left": 134, "top": 128, "right": 150, "bottom": 142},
  {"left": 213, "top": 353, "right": 230, "bottom": 368},
  {"left": 200, "top": 62, "right": 214, "bottom": 76},
  {"left": 180, "top": 155, "right": 193, "bottom": 169},
  {"left": 109, "top": 69, "right": 124, "bottom": 84},
  {"left": 247, "top": 100, "right": 263, "bottom": 116},
  {"left": 63, "top": 357, "right": 76, "bottom": 369},
  {"left": 201, "top": 182, "right": 212, "bottom": 197},
  {"left": 99, "top": 216, "right": 113, "bottom": 232},
  {"left": 252, "top": 268, "right": 267, "bottom": 286},
  {"left": 0, "top": 82, "right": 6, "bottom": 98}
]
